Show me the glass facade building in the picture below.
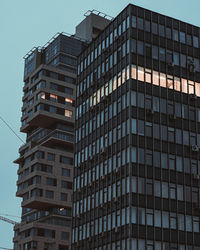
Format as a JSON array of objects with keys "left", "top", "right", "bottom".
[{"left": 73, "top": 4, "right": 200, "bottom": 250}]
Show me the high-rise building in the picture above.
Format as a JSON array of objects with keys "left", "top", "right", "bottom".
[
  {"left": 73, "top": 4, "right": 200, "bottom": 250},
  {"left": 13, "top": 10, "right": 111, "bottom": 250},
  {"left": 12, "top": 33, "right": 85, "bottom": 250}
]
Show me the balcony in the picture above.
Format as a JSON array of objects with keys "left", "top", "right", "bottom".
[
  {"left": 21, "top": 109, "right": 74, "bottom": 133},
  {"left": 37, "top": 130, "right": 74, "bottom": 147},
  {"left": 21, "top": 195, "right": 70, "bottom": 210}
]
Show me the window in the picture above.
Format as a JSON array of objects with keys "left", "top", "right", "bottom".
[
  {"left": 180, "top": 31, "right": 186, "bottom": 43},
  {"left": 166, "top": 27, "right": 171, "bottom": 39},
  {"left": 159, "top": 24, "right": 165, "bottom": 36},
  {"left": 131, "top": 39, "right": 136, "bottom": 53},
  {"left": 145, "top": 20, "right": 150, "bottom": 32},
  {"left": 65, "top": 109, "right": 72, "bottom": 117},
  {"left": 132, "top": 16, "right": 136, "bottom": 28},
  {"left": 46, "top": 177, "right": 56, "bottom": 186},
  {"left": 49, "top": 106, "right": 56, "bottom": 113},
  {"left": 137, "top": 41, "right": 144, "bottom": 55},
  {"left": 146, "top": 209, "right": 153, "bottom": 225},
  {"left": 152, "top": 46, "right": 158, "bottom": 60},
  {"left": 173, "top": 29, "right": 179, "bottom": 41},
  {"left": 159, "top": 48, "right": 165, "bottom": 61},
  {"left": 61, "top": 231, "right": 69, "bottom": 240},
  {"left": 174, "top": 52, "right": 179, "bottom": 66},
  {"left": 138, "top": 18, "right": 144, "bottom": 30},
  {"left": 61, "top": 193, "right": 68, "bottom": 201},
  {"left": 61, "top": 180, "right": 72, "bottom": 189},
  {"left": 152, "top": 22, "right": 158, "bottom": 34},
  {"left": 60, "top": 156, "right": 73, "bottom": 165},
  {"left": 62, "top": 168, "right": 70, "bottom": 177},
  {"left": 193, "top": 36, "right": 199, "bottom": 48},
  {"left": 47, "top": 153, "right": 55, "bottom": 161},
  {"left": 45, "top": 190, "right": 54, "bottom": 199}
]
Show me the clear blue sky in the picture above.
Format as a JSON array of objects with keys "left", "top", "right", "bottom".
[{"left": 0, "top": 0, "right": 200, "bottom": 248}]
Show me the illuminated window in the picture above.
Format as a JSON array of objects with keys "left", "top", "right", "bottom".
[
  {"left": 195, "top": 82, "right": 200, "bottom": 96},
  {"left": 160, "top": 73, "right": 166, "bottom": 87},
  {"left": 65, "top": 98, "right": 73, "bottom": 104},
  {"left": 117, "top": 72, "right": 121, "bottom": 87},
  {"left": 138, "top": 67, "right": 144, "bottom": 81},
  {"left": 37, "top": 92, "right": 45, "bottom": 100},
  {"left": 122, "top": 68, "right": 126, "bottom": 84},
  {"left": 131, "top": 65, "right": 136, "bottom": 79},
  {"left": 188, "top": 80, "right": 194, "bottom": 94},
  {"left": 113, "top": 76, "right": 117, "bottom": 91},
  {"left": 153, "top": 71, "right": 159, "bottom": 85},
  {"left": 181, "top": 79, "right": 188, "bottom": 93},
  {"left": 167, "top": 75, "right": 173, "bottom": 89},
  {"left": 50, "top": 94, "right": 57, "bottom": 102},
  {"left": 145, "top": 68, "right": 151, "bottom": 83},
  {"left": 174, "top": 77, "right": 181, "bottom": 91},
  {"left": 65, "top": 110, "right": 72, "bottom": 118}
]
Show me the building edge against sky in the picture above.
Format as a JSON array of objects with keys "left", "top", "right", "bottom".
[
  {"left": 13, "top": 12, "right": 110, "bottom": 250},
  {"left": 72, "top": 3, "right": 200, "bottom": 250}
]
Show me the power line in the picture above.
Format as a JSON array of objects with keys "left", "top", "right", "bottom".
[
  {"left": 0, "top": 115, "right": 25, "bottom": 144},
  {"left": 0, "top": 213, "right": 20, "bottom": 219}
]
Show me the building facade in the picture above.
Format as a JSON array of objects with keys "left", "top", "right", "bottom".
[
  {"left": 13, "top": 11, "right": 110, "bottom": 250},
  {"left": 13, "top": 33, "right": 85, "bottom": 250},
  {"left": 73, "top": 4, "right": 200, "bottom": 250}
]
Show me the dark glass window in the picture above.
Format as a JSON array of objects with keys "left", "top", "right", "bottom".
[
  {"left": 61, "top": 232, "right": 69, "bottom": 240},
  {"left": 49, "top": 106, "right": 56, "bottom": 113},
  {"left": 180, "top": 54, "right": 186, "bottom": 67},
  {"left": 138, "top": 18, "right": 144, "bottom": 30},
  {"left": 161, "top": 125, "right": 167, "bottom": 140},
  {"left": 173, "top": 29, "right": 179, "bottom": 41},
  {"left": 60, "top": 156, "right": 73, "bottom": 165},
  {"left": 180, "top": 31, "right": 186, "bottom": 43},
  {"left": 166, "top": 50, "right": 173, "bottom": 63},
  {"left": 145, "top": 20, "right": 150, "bottom": 32},
  {"left": 46, "top": 177, "right": 57, "bottom": 186},
  {"left": 159, "top": 48, "right": 165, "bottom": 61},
  {"left": 138, "top": 93, "right": 144, "bottom": 108},
  {"left": 159, "top": 24, "right": 165, "bottom": 36},
  {"left": 47, "top": 153, "right": 55, "bottom": 161},
  {"left": 45, "top": 190, "right": 54, "bottom": 199},
  {"left": 132, "top": 16, "right": 137, "bottom": 28},
  {"left": 138, "top": 120, "right": 144, "bottom": 136},
  {"left": 152, "top": 22, "right": 158, "bottom": 34},
  {"left": 62, "top": 168, "right": 70, "bottom": 177},
  {"left": 187, "top": 34, "right": 192, "bottom": 46},
  {"left": 138, "top": 148, "right": 144, "bottom": 164},
  {"left": 161, "top": 153, "right": 168, "bottom": 169},
  {"left": 166, "top": 27, "right": 172, "bottom": 39},
  {"left": 61, "top": 193, "right": 68, "bottom": 201},
  {"left": 61, "top": 180, "right": 72, "bottom": 189},
  {"left": 152, "top": 46, "right": 158, "bottom": 59},
  {"left": 137, "top": 41, "right": 144, "bottom": 55},
  {"left": 153, "top": 124, "right": 160, "bottom": 139},
  {"left": 193, "top": 36, "right": 199, "bottom": 48},
  {"left": 131, "top": 39, "right": 136, "bottom": 53},
  {"left": 153, "top": 151, "right": 160, "bottom": 167}
]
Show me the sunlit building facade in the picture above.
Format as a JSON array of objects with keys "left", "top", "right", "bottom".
[{"left": 72, "top": 4, "right": 200, "bottom": 250}]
